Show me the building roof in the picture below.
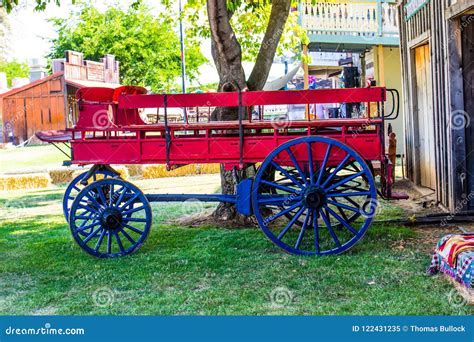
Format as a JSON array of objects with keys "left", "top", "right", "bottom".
[
  {"left": 65, "top": 78, "right": 122, "bottom": 89},
  {"left": 0, "top": 72, "right": 64, "bottom": 98},
  {"left": 0, "top": 72, "right": 121, "bottom": 98}
]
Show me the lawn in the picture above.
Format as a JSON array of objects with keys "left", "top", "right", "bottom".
[
  {"left": 0, "top": 175, "right": 471, "bottom": 316},
  {"left": 0, "top": 145, "right": 65, "bottom": 174}
]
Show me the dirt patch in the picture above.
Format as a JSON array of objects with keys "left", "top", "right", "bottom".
[{"left": 391, "top": 178, "right": 445, "bottom": 216}]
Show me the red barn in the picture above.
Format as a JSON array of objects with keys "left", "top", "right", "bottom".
[{"left": 0, "top": 51, "right": 121, "bottom": 144}]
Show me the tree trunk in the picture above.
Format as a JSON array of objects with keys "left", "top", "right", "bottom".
[{"left": 207, "top": 0, "right": 291, "bottom": 225}]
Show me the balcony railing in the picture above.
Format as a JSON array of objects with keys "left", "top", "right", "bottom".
[{"left": 300, "top": 0, "right": 399, "bottom": 46}]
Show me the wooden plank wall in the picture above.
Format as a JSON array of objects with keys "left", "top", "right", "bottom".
[
  {"left": 398, "top": 0, "right": 470, "bottom": 211},
  {"left": 1, "top": 77, "right": 65, "bottom": 144}
]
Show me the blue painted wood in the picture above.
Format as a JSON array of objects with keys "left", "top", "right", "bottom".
[
  {"left": 62, "top": 170, "right": 116, "bottom": 222},
  {"left": 69, "top": 178, "right": 152, "bottom": 258},
  {"left": 252, "top": 136, "right": 377, "bottom": 256}
]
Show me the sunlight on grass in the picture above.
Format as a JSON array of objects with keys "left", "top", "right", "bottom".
[{"left": 0, "top": 176, "right": 472, "bottom": 315}]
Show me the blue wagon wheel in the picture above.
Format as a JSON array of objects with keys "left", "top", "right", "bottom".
[
  {"left": 252, "top": 136, "right": 377, "bottom": 256},
  {"left": 63, "top": 170, "right": 117, "bottom": 222},
  {"left": 263, "top": 162, "right": 365, "bottom": 229},
  {"left": 69, "top": 178, "right": 152, "bottom": 258}
]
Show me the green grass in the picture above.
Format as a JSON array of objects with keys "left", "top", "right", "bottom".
[
  {"left": 0, "top": 145, "right": 65, "bottom": 174},
  {"left": 0, "top": 181, "right": 472, "bottom": 316}
]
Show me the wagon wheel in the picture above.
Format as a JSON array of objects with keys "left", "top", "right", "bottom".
[
  {"left": 252, "top": 136, "right": 377, "bottom": 256},
  {"left": 69, "top": 178, "right": 152, "bottom": 258},
  {"left": 63, "top": 170, "right": 118, "bottom": 222},
  {"left": 263, "top": 161, "right": 366, "bottom": 229}
]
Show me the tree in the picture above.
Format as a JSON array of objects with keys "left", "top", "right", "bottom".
[
  {"left": 1, "top": 0, "right": 62, "bottom": 12},
  {"left": 49, "top": 4, "right": 206, "bottom": 92},
  {"left": 182, "top": 0, "right": 302, "bottom": 223},
  {"left": 0, "top": 6, "right": 11, "bottom": 59},
  {"left": 4, "top": 0, "right": 306, "bottom": 225},
  {"left": 0, "top": 60, "right": 29, "bottom": 86}
]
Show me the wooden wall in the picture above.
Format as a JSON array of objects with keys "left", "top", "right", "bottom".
[
  {"left": 2, "top": 76, "right": 65, "bottom": 144},
  {"left": 398, "top": 0, "right": 473, "bottom": 211}
]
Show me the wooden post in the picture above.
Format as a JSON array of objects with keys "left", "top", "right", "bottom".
[
  {"left": 303, "top": 44, "right": 310, "bottom": 119},
  {"left": 377, "top": 45, "right": 385, "bottom": 86}
]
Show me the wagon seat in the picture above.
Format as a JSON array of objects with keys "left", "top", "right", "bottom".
[{"left": 75, "top": 86, "right": 148, "bottom": 130}]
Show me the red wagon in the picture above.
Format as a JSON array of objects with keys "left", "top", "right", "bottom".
[{"left": 37, "top": 86, "right": 407, "bottom": 258}]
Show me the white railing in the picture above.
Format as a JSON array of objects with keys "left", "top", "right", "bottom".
[{"left": 300, "top": 1, "right": 399, "bottom": 39}]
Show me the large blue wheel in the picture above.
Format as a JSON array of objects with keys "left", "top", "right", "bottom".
[
  {"left": 252, "top": 137, "right": 377, "bottom": 256},
  {"left": 69, "top": 178, "right": 152, "bottom": 258},
  {"left": 63, "top": 170, "right": 117, "bottom": 222}
]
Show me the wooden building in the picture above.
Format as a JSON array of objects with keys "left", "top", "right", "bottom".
[
  {"left": 398, "top": 0, "right": 474, "bottom": 211},
  {"left": 0, "top": 51, "right": 121, "bottom": 144}
]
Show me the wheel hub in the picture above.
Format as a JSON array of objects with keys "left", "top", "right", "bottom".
[
  {"left": 303, "top": 186, "right": 326, "bottom": 210},
  {"left": 100, "top": 208, "right": 123, "bottom": 230}
]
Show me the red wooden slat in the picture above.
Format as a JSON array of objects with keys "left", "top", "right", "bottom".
[
  {"left": 118, "top": 88, "right": 386, "bottom": 109},
  {"left": 242, "top": 88, "right": 386, "bottom": 106}
]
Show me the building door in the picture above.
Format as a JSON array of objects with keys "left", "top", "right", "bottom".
[
  {"left": 414, "top": 44, "right": 436, "bottom": 189},
  {"left": 462, "top": 15, "right": 474, "bottom": 207}
]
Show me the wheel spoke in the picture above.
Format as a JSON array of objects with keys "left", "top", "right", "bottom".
[
  {"left": 94, "top": 229, "right": 107, "bottom": 252},
  {"left": 97, "top": 187, "right": 107, "bottom": 205},
  {"left": 76, "top": 221, "right": 101, "bottom": 232},
  {"left": 263, "top": 201, "right": 303, "bottom": 224},
  {"left": 316, "top": 144, "right": 332, "bottom": 186},
  {"left": 313, "top": 210, "right": 320, "bottom": 254},
  {"left": 122, "top": 223, "right": 144, "bottom": 235},
  {"left": 119, "top": 193, "right": 139, "bottom": 211},
  {"left": 325, "top": 170, "right": 365, "bottom": 192},
  {"left": 107, "top": 231, "right": 112, "bottom": 254},
  {"left": 115, "top": 233, "right": 125, "bottom": 253},
  {"left": 261, "top": 179, "right": 300, "bottom": 195},
  {"left": 324, "top": 206, "right": 358, "bottom": 235},
  {"left": 307, "top": 142, "right": 314, "bottom": 185},
  {"left": 109, "top": 184, "right": 114, "bottom": 205},
  {"left": 271, "top": 161, "right": 304, "bottom": 189},
  {"left": 120, "top": 229, "right": 136, "bottom": 244},
  {"left": 77, "top": 204, "right": 99, "bottom": 214},
  {"left": 114, "top": 186, "right": 126, "bottom": 206},
  {"left": 320, "top": 210, "right": 341, "bottom": 247},
  {"left": 82, "top": 226, "right": 102, "bottom": 244},
  {"left": 277, "top": 206, "right": 306, "bottom": 240},
  {"left": 327, "top": 191, "right": 371, "bottom": 198},
  {"left": 295, "top": 209, "right": 311, "bottom": 250},
  {"left": 285, "top": 148, "right": 308, "bottom": 186},
  {"left": 122, "top": 217, "right": 148, "bottom": 223},
  {"left": 326, "top": 199, "right": 360, "bottom": 213},
  {"left": 321, "top": 154, "right": 351, "bottom": 188},
  {"left": 85, "top": 191, "right": 103, "bottom": 209},
  {"left": 122, "top": 205, "right": 145, "bottom": 216}
]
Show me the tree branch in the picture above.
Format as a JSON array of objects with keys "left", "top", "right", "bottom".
[{"left": 246, "top": 0, "right": 291, "bottom": 91}]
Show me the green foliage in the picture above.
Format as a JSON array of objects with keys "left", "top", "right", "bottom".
[
  {"left": 0, "top": 60, "right": 29, "bottom": 87},
  {"left": 184, "top": 0, "right": 307, "bottom": 62},
  {"left": 1, "top": 0, "right": 63, "bottom": 12},
  {"left": 48, "top": 4, "right": 206, "bottom": 92}
]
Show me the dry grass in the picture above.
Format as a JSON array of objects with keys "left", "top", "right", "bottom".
[
  {"left": 0, "top": 174, "right": 50, "bottom": 191},
  {"left": 143, "top": 164, "right": 220, "bottom": 179},
  {"left": 48, "top": 169, "right": 75, "bottom": 184},
  {"left": 125, "top": 164, "right": 143, "bottom": 177}
]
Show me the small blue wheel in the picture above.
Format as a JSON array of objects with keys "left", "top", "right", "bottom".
[
  {"left": 63, "top": 170, "right": 117, "bottom": 222},
  {"left": 252, "top": 137, "right": 377, "bottom": 256},
  {"left": 69, "top": 178, "right": 152, "bottom": 258}
]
